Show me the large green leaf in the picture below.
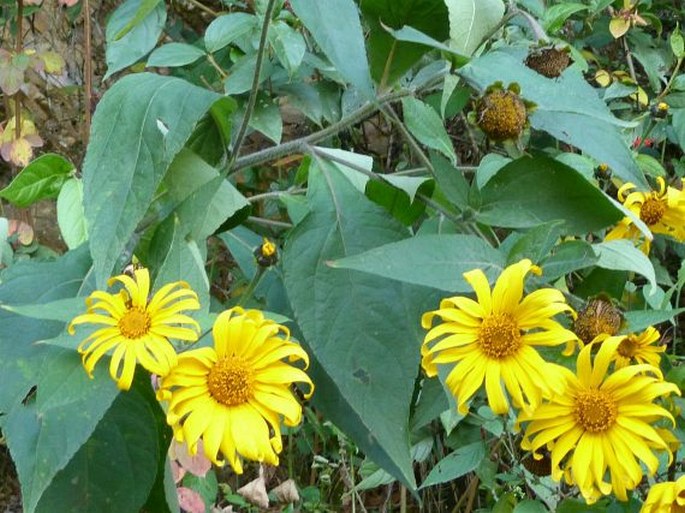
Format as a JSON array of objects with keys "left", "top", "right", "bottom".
[
  {"left": 359, "top": 0, "right": 449, "bottom": 84},
  {"left": 57, "top": 178, "right": 88, "bottom": 250},
  {"left": 420, "top": 441, "right": 486, "bottom": 488},
  {"left": 459, "top": 51, "right": 647, "bottom": 188},
  {"left": 204, "top": 13, "right": 257, "bottom": 53},
  {"left": 290, "top": 0, "right": 374, "bottom": 97},
  {"left": 592, "top": 240, "right": 657, "bottom": 292},
  {"left": 330, "top": 234, "right": 505, "bottom": 292},
  {"left": 0, "top": 153, "right": 74, "bottom": 207},
  {"left": 476, "top": 156, "right": 623, "bottom": 233},
  {"left": 32, "top": 382, "right": 160, "bottom": 513},
  {"left": 83, "top": 73, "right": 219, "bottom": 286},
  {"left": 147, "top": 43, "right": 206, "bottom": 68},
  {"left": 446, "top": 0, "right": 505, "bottom": 56},
  {"left": 402, "top": 97, "right": 457, "bottom": 164},
  {"left": 282, "top": 160, "right": 436, "bottom": 491},
  {"left": 104, "top": 0, "right": 167, "bottom": 79},
  {"left": 163, "top": 149, "right": 249, "bottom": 240},
  {"left": 4, "top": 351, "right": 120, "bottom": 513},
  {"left": 0, "top": 246, "right": 92, "bottom": 416}
]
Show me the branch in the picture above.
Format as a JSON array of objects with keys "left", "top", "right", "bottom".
[{"left": 226, "top": 0, "right": 277, "bottom": 174}]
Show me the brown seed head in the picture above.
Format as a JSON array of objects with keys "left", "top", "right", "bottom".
[
  {"left": 476, "top": 89, "right": 527, "bottom": 141},
  {"left": 525, "top": 47, "right": 571, "bottom": 78},
  {"left": 573, "top": 298, "right": 623, "bottom": 345}
]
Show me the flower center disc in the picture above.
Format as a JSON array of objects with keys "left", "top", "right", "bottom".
[
  {"left": 118, "top": 308, "right": 151, "bottom": 339},
  {"left": 478, "top": 313, "right": 522, "bottom": 359},
  {"left": 207, "top": 357, "right": 254, "bottom": 407},
  {"left": 640, "top": 197, "right": 667, "bottom": 226},
  {"left": 617, "top": 336, "right": 638, "bottom": 358},
  {"left": 574, "top": 390, "right": 617, "bottom": 433}
]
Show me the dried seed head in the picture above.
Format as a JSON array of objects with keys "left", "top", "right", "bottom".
[
  {"left": 525, "top": 47, "right": 572, "bottom": 78},
  {"left": 573, "top": 297, "right": 623, "bottom": 345},
  {"left": 476, "top": 86, "right": 528, "bottom": 142}
]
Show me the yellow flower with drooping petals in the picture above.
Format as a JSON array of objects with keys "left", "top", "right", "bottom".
[
  {"left": 69, "top": 268, "right": 200, "bottom": 390},
  {"left": 605, "top": 177, "right": 685, "bottom": 253},
  {"left": 421, "top": 259, "right": 578, "bottom": 416},
  {"left": 518, "top": 337, "right": 680, "bottom": 504},
  {"left": 611, "top": 326, "right": 665, "bottom": 369},
  {"left": 157, "top": 307, "right": 313, "bottom": 474},
  {"left": 641, "top": 475, "right": 685, "bottom": 512}
]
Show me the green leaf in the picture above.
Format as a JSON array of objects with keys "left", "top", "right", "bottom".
[
  {"left": 163, "top": 150, "right": 250, "bottom": 240},
  {"left": 636, "top": 154, "right": 667, "bottom": 178},
  {"left": 514, "top": 500, "right": 549, "bottom": 513},
  {"left": 204, "top": 13, "right": 257, "bottom": 53},
  {"left": 282, "top": 161, "right": 435, "bottom": 492},
  {"left": 330, "top": 234, "right": 505, "bottom": 292},
  {"left": 507, "top": 221, "right": 565, "bottom": 265},
  {"left": 536, "top": 240, "right": 598, "bottom": 283},
  {"left": 32, "top": 382, "right": 160, "bottom": 513},
  {"left": 360, "top": 0, "right": 451, "bottom": 85},
  {"left": 671, "top": 28, "right": 685, "bottom": 59},
  {"left": 410, "top": 378, "right": 450, "bottom": 430},
  {"left": 476, "top": 156, "right": 623, "bottom": 233},
  {"left": 460, "top": 51, "right": 647, "bottom": 188},
  {"left": 446, "top": 0, "right": 505, "bottom": 56},
  {"left": 290, "top": 0, "right": 374, "bottom": 97},
  {"left": 104, "top": 0, "right": 167, "bottom": 80},
  {"left": 223, "top": 53, "right": 274, "bottom": 95},
  {"left": 366, "top": 177, "right": 434, "bottom": 225},
  {"left": 57, "top": 178, "right": 88, "bottom": 250},
  {"left": 248, "top": 95, "right": 283, "bottom": 144},
  {"left": 476, "top": 153, "right": 512, "bottom": 189},
  {"left": 147, "top": 43, "right": 206, "bottom": 67},
  {"left": 1, "top": 297, "right": 85, "bottom": 323},
  {"left": 621, "top": 308, "right": 685, "bottom": 334},
  {"left": 401, "top": 97, "right": 457, "bottom": 164},
  {"left": 0, "top": 247, "right": 92, "bottom": 416},
  {"left": 83, "top": 73, "right": 219, "bottom": 286},
  {"left": 420, "top": 441, "right": 486, "bottom": 488},
  {"left": 268, "top": 21, "right": 306, "bottom": 76},
  {"left": 593, "top": 240, "right": 657, "bottom": 293},
  {"left": 154, "top": 217, "right": 210, "bottom": 310},
  {"left": 113, "top": 0, "right": 163, "bottom": 39},
  {"left": 4, "top": 351, "right": 120, "bottom": 513},
  {"left": 0, "top": 153, "right": 74, "bottom": 207},
  {"left": 541, "top": 3, "right": 587, "bottom": 34},
  {"left": 432, "top": 153, "right": 470, "bottom": 210},
  {"left": 217, "top": 226, "right": 262, "bottom": 279}
]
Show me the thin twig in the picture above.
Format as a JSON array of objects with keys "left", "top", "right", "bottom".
[
  {"left": 623, "top": 36, "right": 638, "bottom": 83},
  {"left": 658, "top": 57, "right": 684, "bottom": 100},
  {"left": 380, "top": 104, "right": 435, "bottom": 176},
  {"left": 247, "top": 188, "right": 305, "bottom": 203},
  {"left": 206, "top": 53, "right": 228, "bottom": 79},
  {"left": 229, "top": 76, "right": 445, "bottom": 173},
  {"left": 185, "top": 0, "right": 219, "bottom": 17},
  {"left": 246, "top": 215, "right": 292, "bottom": 229},
  {"left": 14, "top": 0, "right": 24, "bottom": 142},
  {"left": 83, "top": 0, "right": 92, "bottom": 145},
  {"left": 227, "top": 0, "right": 277, "bottom": 173}
]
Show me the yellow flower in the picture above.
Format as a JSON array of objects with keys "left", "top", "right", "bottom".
[
  {"left": 157, "top": 307, "right": 313, "bottom": 473},
  {"left": 69, "top": 268, "right": 201, "bottom": 390},
  {"left": 641, "top": 475, "right": 685, "bottom": 512},
  {"left": 606, "top": 177, "right": 685, "bottom": 253},
  {"left": 518, "top": 337, "right": 680, "bottom": 504},
  {"left": 612, "top": 327, "right": 665, "bottom": 369},
  {"left": 421, "top": 259, "right": 578, "bottom": 415}
]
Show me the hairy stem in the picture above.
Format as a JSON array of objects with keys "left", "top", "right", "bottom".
[
  {"left": 229, "top": 87, "right": 417, "bottom": 174},
  {"left": 226, "top": 0, "right": 277, "bottom": 173}
]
